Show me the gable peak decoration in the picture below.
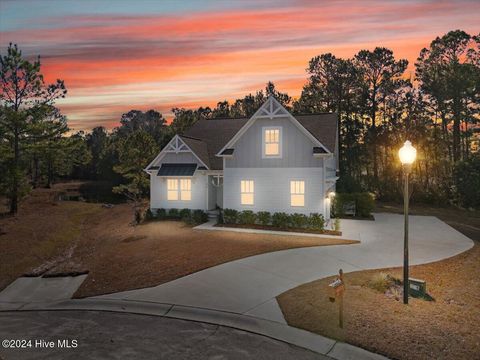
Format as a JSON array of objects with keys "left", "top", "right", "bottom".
[
  {"left": 165, "top": 135, "right": 189, "bottom": 154},
  {"left": 256, "top": 95, "right": 290, "bottom": 119}
]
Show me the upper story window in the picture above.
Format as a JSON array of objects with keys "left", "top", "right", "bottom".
[
  {"left": 263, "top": 127, "right": 282, "bottom": 158},
  {"left": 240, "top": 180, "right": 254, "bottom": 205}
]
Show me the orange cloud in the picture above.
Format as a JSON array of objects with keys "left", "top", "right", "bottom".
[{"left": 2, "top": 0, "right": 478, "bottom": 131}]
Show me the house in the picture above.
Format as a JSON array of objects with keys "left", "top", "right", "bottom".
[{"left": 145, "top": 96, "right": 338, "bottom": 219}]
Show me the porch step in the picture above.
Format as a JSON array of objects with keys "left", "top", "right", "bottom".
[{"left": 207, "top": 209, "right": 220, "bottom": 220}]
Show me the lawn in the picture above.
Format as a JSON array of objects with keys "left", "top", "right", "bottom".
[
  {"left": 277, "top": 203, "right": 480, "bottom": 360},
  {"left": 0, "top": 183, "right": 356, "bottom": 298}
]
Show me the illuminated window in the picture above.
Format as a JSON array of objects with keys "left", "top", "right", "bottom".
[
  {"left": 167, "top": 179, "right": 179, "bottom": 201},
  {"left": 180, "top": 179, "right": 191, "bottom": 201},
  {"left": 290, "top": 180, "right": 305, "bottom": 207},
  {"left": 167, "top": 178, "right": 191, "bottom": 201},
  {"left": 263, "top": 128, "right": 281, "bottom": 157},
  {"left": 240, "top": 180, "right": 254, "bottom": 205}
]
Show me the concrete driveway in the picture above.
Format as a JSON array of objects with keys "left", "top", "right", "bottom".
[{"left": 95, "top": 213, "right": 474, "bottom": 323}]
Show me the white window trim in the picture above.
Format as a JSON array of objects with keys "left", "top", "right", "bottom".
[
  {"left": 180, "top": 178, "right": 192, "bottom": 201},
  {"left": 240, "top": 180, "right": 254, "bottom": 206},
  {"left": 262, "top": 126, "right": 282, "bottom": 159},
  {"left": 167, "top": 177, "right": 192, "bottom": 202},
  {"left": 290, "top": 180, "right": 305, "bottom": 207}
]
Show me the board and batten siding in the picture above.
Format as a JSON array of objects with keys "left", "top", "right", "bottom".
[
  {"left": 150, "top": 172, "right": 208, "bottom": 210},
  {"left": 223, "top": 167, "right": 325, "bottom": 215},
  {"left": 226, "top": 116, "right": 323, "bottom": 168}
]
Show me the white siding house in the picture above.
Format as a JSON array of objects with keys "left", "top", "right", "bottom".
[{"left": 145, "top": 96, "right": 338, "bottom": 219}]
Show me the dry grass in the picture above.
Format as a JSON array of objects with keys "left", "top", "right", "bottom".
[
  {"left": 277, "top": 205, "right": 480, "bottom": 360},
  {"left": 0, "top": 183, "right": 356, "bottom": 298},
  {"left": 71, "top": 214, "right": 356, "bottom": 298},
  {"left": 0, "top": 183, "right": 102, "bottom": 290}
]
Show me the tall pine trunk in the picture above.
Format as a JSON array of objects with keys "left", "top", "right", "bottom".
[{"left": 10, "top": 126, "right": 19, "bottom": 214}]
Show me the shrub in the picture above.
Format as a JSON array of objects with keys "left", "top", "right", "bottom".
[
  {"left": 272, "top": 212, "right": 289, "bottom": 229},
  {"left": 333, "top": 192, "right": 375, "bottom": 218},
  {"left": 223, "top": 209, "right": 239, "bottom": 224},
  {"left": 238, "top": 210, "right": 256, "bottom": 225},
  {"left": 217, "top": 209, "right": 224, "bottom": 224},
  {"left": 289, "top": 213, "right": 308, "bottom": 228},
  {"left": 355, "top": 192, "right": 375, "bottom": 217},
  {"left": 156, "top": 208, "right": 167, "bottom": 219},
  {"left": 369, "top": 272, "right": 393, "bottom": 293},
  {"left": 454, "top": 156, "right": 480, "bottom": 208},
  {"left": 168, "top": 208, "right": 179, "bottom": 219},
  {"left": 145, "top": 208, "right": 155, "bottom": 221},
  {"left": 257, "top": 211, "right": 271, "bottom": 226},
  {"left": 308, "top": 213, "right": 325, "bottom": 230},
  {"left": 191, "top": 209, "right": 208, "bottom": 224},
  {"left": 179, "top": 208, "right": 192, "bottom": 220},
  {"left": 333, "top": 193, "right": 354, "bottom": 217}
]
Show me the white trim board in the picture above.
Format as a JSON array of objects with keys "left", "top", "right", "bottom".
[{"left": 145, "top": 135, "right": 210, "bottom": 172}]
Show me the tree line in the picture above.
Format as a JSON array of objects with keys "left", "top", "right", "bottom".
[{"left": 1, "top": 30, "right": 479, "bottom": 215}]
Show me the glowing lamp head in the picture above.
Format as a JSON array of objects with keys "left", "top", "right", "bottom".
[{"left": 399, "top": 140, "right": 417, "bottom": 165}]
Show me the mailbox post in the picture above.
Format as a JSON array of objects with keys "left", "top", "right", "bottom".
[{"left": 329, "top": 269, "right": 345, "bottom": 328}]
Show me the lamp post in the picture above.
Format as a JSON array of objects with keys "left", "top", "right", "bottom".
[{"left": 399, "top": 140, "right": 417, "bottom": 304}]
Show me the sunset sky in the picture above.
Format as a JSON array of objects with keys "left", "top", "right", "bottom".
[{"left": 0, "top": 0, "right": 479, "bottom": 131}]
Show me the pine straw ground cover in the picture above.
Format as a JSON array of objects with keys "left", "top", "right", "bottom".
[
  {"left": 277, "top": 208, "right": 480, "bottom": 360},
  {"left": 0, "top": 183, "right": 357, "bottom": 298}
]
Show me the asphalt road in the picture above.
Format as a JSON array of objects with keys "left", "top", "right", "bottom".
[{"left": 0, "top": 310, "right": 328, "bottom": 360}]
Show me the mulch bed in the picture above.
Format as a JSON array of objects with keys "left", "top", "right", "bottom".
[{"left": 215, "top": 223, "right": 342, "bottom": 236}]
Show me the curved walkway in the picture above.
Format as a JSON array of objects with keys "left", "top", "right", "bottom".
[{"left": 95, "top": 213, "right": 474, "bottom": 322}]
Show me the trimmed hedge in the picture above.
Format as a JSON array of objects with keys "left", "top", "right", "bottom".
[
  {"left": 179, "top": 208, "right": 192, "bottom": 220},
  {"left": 238, "top": 210, "right": 256, "bottom": 225},
  {"left": 222, "top": 209, "right": 325, "bottom": 231},
  {"left": 257, "top": 211, "right": 271, "bottom": 226},
  {"left": 147, "top": 208, "right": 208, "bottom": 225},
  {"left": 223, "top": 209, "right": 239, "bottom": 224},
  {"left": 333, "top": 192, "right": 375, "bottom": 218},
  {"left": 308, "top": 213, "right": 325, "bottom": 230},
  {"left": 272, "top": 212, "right": 290, "bottom": 229},
  {"left": 289, "top": 213, "right": 309, "bottom": 228}
]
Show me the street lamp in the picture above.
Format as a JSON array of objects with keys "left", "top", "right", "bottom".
[{"left": 399, "top": 140, "right": 417, "bottom": 304}]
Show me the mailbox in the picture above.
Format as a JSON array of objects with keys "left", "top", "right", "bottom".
[{"left": 409, "top": 278, "right": 426, "bottom": 297}]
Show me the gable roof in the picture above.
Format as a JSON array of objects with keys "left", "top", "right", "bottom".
[
  {"left": 179, "top": 113, "right": 337, "bottom": 170},
  {"left": 295, "top": 113, "right": 337, "bottom": 154},
  {"left": 216, "top": 96, "right": 334, "bottom": 156},
  {"left": 178, "top": 135, "right": 211, "bottom": 169},
  {"left": 183, "top": 117, "right": 248, "bottom": 169}
]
